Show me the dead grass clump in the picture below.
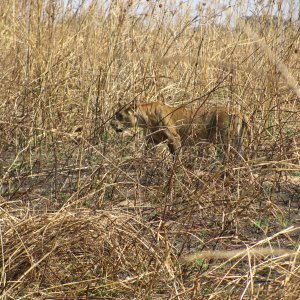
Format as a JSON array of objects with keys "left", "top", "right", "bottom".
[
  {"left": 1, "top": 210, "right": 177, "bottom": 299},
  {"left": 2, "top": 208, "right": 299, "bottom": 299}
]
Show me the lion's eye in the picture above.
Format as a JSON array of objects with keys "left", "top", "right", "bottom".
[{"left": 115, "top": 112, "right": 123, "bottom": 121}]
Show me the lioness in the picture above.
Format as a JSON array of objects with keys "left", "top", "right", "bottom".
[{"left": 110, "top": 101, "right": 252, "bottom": 159}]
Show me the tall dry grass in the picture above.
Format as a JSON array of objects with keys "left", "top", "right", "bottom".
[{"left": 0, "top": 0, "right": 300, "bottom": 299}]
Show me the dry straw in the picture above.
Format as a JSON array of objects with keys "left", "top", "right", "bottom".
[{"left": 0, "top": 0, "right": 300, "bottom": 299}]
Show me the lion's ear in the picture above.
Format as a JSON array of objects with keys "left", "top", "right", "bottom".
[{"left": 127, "top": 107, "right": 135, "bottom": 115}]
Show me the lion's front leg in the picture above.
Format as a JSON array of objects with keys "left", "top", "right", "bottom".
[
  {"left": 156, "top": 121, "right": 181, "bottom": 160},
  {"left": 143, "top": 130, "right": 152, "bottom": 152},
  {"left": 143, "top": 129, "right": 161, "bottom": 156},
  {"left": 167, "top": 141, "right": 181, "bottom": 160},
  {"left": 165, "top": 131, "right": 181, "bottom": 160}
]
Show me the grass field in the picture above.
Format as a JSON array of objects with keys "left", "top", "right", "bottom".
[{"left": 1, "top": 0, "right": 300, "bottom": 299}]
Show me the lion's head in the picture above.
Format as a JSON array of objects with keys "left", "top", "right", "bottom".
[{"left": 110, "top": 105, "right": 138, "bottom": 133}]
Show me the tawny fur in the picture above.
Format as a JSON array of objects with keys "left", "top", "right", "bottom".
[{"left": 111, "top": 101, "right": 252, "bottom": 158}]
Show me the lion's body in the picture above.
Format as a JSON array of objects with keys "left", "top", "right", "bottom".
[{"left": 111, "top": 101, "right": 252, "bottom": 158}]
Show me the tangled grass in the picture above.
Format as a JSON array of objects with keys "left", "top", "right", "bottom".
[{"left": 0, "top": 0, "right": 300, "bottom": 299}]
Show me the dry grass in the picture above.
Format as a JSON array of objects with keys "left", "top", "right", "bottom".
[{"left": 0, "top": 0, "right": 300, "bottom": 299}]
